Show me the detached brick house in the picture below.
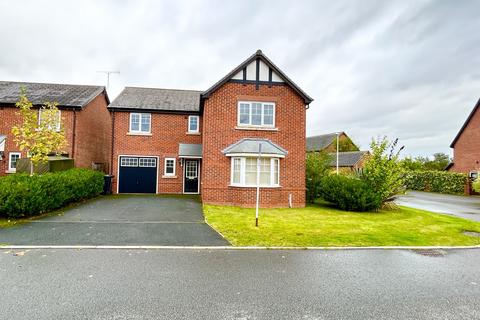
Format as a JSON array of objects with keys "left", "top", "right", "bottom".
[
  {"left": 109, "top": 50, "right": 313, "bottom": 207},
  {"left": 0, "top": 81, "right": 111, "bottom": 175},
  {"left": 448, "top": 97, "right": 480, "bottom": 176}
]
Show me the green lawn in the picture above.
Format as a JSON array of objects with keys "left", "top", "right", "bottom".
[{"left": 203, "top": 204, "right": 480, "bottom": 247}]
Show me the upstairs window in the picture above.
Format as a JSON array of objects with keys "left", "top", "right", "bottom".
[
  {"left": 188, "top": 115, "right": 199, "bottom": 133},
  {"left": 38, "top": 109, "right": 61, "bottom": 131},
  {"left": 130, "top": 113, "right": 151, "bottom": 134},
  {"left": 238, "top": 101, "right": 275, "bottom": 128}
]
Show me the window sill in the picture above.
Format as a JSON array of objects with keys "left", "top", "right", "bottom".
[
  {"left": 162, "top": 175, "right": 177, "bottom": 179},
  {"left": 235, "top": 126, "right": 278, "bottom": 132},
  {"left": 186, "top": 132, "right": 201, "bottom": 135},
  {"left": 229, "top": 184, "right": 281, "bottom": 189},
  {"left": 127, "top": 132, "right": 152, "bottom": 136},
  {"left": 5, "top": 170, "right": 16, "bottom": 174}
]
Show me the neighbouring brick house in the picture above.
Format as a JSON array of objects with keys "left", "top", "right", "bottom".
[
  {"left": 0, "top": 81, "right": 111, "bottom": 175},
  {"left": 448, "top": 98, "right": 480, "bottom": 177},
  {"left": 109, "top": 50, "right": 313, "bottom": 207}
]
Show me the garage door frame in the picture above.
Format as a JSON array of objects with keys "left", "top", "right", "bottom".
[{"left": 117, "top": 154, "right": 159, "bottom": 194}]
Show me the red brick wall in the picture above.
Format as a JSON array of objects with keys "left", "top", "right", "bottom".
[
  {"left": 0, "top": 106, "right": 74, "bottom": 176},
  {"left": 201, "top": 82, "right": 307, "bottom": 208},
  {"left": 451, "top": 106, "right": 480, "bottom": 173},
  {"left": 74, "top": 93, "right": 111, "bottom": 170},
  {"left": 0, "top": 93, "right": 110, "bottom": 176},
  {"left": 111, "top": 111, "right": 202, "bottom": 193}
]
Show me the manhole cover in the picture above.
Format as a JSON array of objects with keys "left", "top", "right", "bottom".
[
  {"left": 411, "top": 249, "right": 446, "bottom": 257},
  {"left": 463, "top": 231, "right": 480, "bottom": 237}
]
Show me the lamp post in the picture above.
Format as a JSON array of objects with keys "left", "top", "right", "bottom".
[
  {"left": 255, "top": 143, "right": 262, "bottom": 227},
  {"left": 336, "top": 132, "right": 340, "bottom": 174}
]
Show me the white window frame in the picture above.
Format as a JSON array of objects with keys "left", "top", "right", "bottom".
[
  {"left": 8, "top": 152, "right": 21, "bottom": 172},
  {"left": 230, "top": 157, "right": 280, "bottom": 187},
  {"left": 120, "top": 157, "right": 139, "bottom": 167},
  {"left": 164, "top": 158, "right": 176, "bottom": 176},
  {"left": 188, "top": 115, "right": 199, "bottom": 133},
  {"left": 139, "top": 157, "right": 156, "bottom": 167},
  {"left": 237, "top": 101, "right": 276, "bottom": 128},
  {"left": 38, "top": 109, "right": 61, "bottom": 132},
  {"left": 129, "top": 113, "right": 151, "bottom": 134},
  {"left": 469, "top": 171, "right": 478, "bottom": 180}
]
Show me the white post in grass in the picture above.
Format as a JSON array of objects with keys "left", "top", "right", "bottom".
[
  {"left": 336, "top": 132, "right": 340, "bottom": 175},
  {"left": 255, "top": 143, "right": 262, "bottom": 227}
]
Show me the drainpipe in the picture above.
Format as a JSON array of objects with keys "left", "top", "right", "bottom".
[
  {"left": 71, "top": 109, "right": 77, "bottom": 159},
  {"left": 110, "top": 110, "right": 115, "bottom": 175}
]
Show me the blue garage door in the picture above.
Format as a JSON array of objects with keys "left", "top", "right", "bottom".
[{"left": 119, "top": 156, "right": 157, "bottom": 193}]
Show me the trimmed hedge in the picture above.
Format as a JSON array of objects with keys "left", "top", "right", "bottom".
[
  {"left": 319, "top": 175, "right": 382, "bottom": 211},
  {"left": 403, "top": 170, "right": 467, "bottom": 195},
  {"left": 0, "top": 168, "right": 104, "bottom": 218}
]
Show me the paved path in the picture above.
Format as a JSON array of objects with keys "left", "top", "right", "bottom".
[
  {"left": 0, "top": 248, "right": 478, "bottom": 319},
  {"left": 0, "top": 196, "right": 229, "bottom": 246},
  {"left": 397, "top": 190, "right": 480, "bottom": 222}
]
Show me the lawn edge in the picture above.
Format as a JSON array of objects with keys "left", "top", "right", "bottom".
[{"left": 1, "top": 245, "right": 479, "bottom": 250}]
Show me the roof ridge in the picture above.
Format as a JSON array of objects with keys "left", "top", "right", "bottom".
[
  {"left": 125, "top": 86, "right": 203, "bottom": 93},
  {"left": 0, "top": 80, "right": 104, "bottom": 89},
  {"left": 307, "top": 132, "right": 344, "bottom": 138},
  {"left": 328, "top": 150, "right": 368, "bottom": 154}
]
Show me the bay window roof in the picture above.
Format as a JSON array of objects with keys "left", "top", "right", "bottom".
[{"left": 222, "top": 138, "right": 287, "bottom": 157}]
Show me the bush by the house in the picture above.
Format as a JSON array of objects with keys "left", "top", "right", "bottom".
[
  {"left": 319, "top": 175, "right": 382, "bottom": 211},
  {"left": 404, "top": 170, "right": 467, "bottom": 195},
  {"left": 306, "top": 151, "right": 331, "bottom": 203},
  {"left": 0, "top": 168, "right": 104, "bottom": 218},
  {"left": 473, "top": 177, "right": 480, "bottom": 193},
  {"left": 359, "top": 137, "right": 405, "bottom": 205}
]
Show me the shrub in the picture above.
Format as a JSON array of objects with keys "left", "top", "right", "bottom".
[
  {"left": 306, "top": 151, "right": 331, "bottom": 203},
  {"left": 319, "top": 175, "right": 382, "bottom": 211},
  {"left": 359, "top": 137, "right": 404, "bottom": 205},
  {"left": 404, "top": 170, "right": 467, "bottom": 195},
  {"left": 473, "top": 177, "right": 480, "bottom": 193},
  {"left": 0, "top": 168, "right": 104, "bottom": 218}
]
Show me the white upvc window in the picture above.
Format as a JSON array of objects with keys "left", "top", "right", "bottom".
[
  {"left": 129, "top": 113, "right": 151, "bottom": 134},
  {"left": 188, "top": 115, "right": 199, "bottom": 133},
  {"left": 8, "top": 152, "right": 21, "bottom": 172},
  {"left": 38, "top": 109, "right": 61, "bottom": 131},
  {"left": 230, "top": 157, "right": 280, "bottom": 187},
  {"left": 237, "top": 101, "right": 275, "bottom": 128},
  {"left": 164, "top": 158, "right": 176, "bottom": 176}
]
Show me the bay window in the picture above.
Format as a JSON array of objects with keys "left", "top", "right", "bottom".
[
  {"left": 230, "top": 157, "right": 280, "bottom": 187},
  {"left": 238, "top": 101, "right": 275, "bottom": 127}
]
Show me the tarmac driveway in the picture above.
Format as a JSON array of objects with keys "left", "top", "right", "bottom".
[
  {"left": 397, "top": 191, "right": 480, "bottom": 222},
  {"left": 0, "top": 196, "right": 229, "bottom": 246}
]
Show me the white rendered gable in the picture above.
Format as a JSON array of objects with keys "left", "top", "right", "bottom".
[{"left": 230, "top": 60, "right": 284, "bottom": 83}]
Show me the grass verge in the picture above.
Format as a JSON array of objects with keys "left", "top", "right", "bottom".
[{"left": 203, "top": 203, "right": 480, "bottom": 247}]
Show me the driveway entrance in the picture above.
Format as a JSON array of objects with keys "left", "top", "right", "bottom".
[
  {"left": 397, "top": 191, "right": 480, "bottom": 222},
  {"left": 0, "top": 196, "right": 229, "bottom": 246}
]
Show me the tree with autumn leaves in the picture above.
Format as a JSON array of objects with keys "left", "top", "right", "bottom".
[{"left": 11, "top": 89, "right": 67, "bottom": 175}]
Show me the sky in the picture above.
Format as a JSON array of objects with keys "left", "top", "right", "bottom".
[{"left": 0, "top": 0, "right": 479, "bottom": 157}]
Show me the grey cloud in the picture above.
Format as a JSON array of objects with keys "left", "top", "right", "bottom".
[{"left": 0, "top": 0, "right": 479, "bottom": 157}]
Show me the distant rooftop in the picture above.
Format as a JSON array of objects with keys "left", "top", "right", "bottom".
[
  {"left": 328, "top": 151, "right": 369, "bottom": 167},
  {"left": 109, "top": 87, "right": 202, "bottom": 112},
  {"left": 307, "top": 132, "right": 345, "bottom": 151},
  {"left": 0, "top": 81, "right": 106, "bottom": 108}
]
